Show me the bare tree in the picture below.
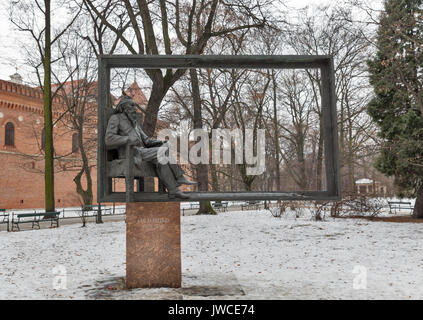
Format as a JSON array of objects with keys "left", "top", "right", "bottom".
[
  {"left": 277, "top": 71, "right": 314, "bottom": 190},
  {"left": 10, "top": 0, "right": 81, "bottom": 212},
  {"left": 52, "top": 26, "right": 98, "bottom": 209},
  {"left": 285, "top": 5, "right": 374, "bottom": 193},
  {"left": 80, "top": 0, "right": 271, "bottom": 135}
]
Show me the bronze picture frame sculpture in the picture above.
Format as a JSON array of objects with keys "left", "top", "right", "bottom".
[{"left": 97, "top": 55, "right": 340, "bottom": 203}]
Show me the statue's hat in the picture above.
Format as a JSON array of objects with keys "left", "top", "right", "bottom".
[{"left": 115, "top": 95, "right": 135, "bottom": 113}]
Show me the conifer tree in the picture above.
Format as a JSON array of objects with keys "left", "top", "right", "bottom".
[{"left": 368, "top": 0, "right": 423, "bottom": 217}]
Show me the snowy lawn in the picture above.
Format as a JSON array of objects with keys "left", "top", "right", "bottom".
[{"left": 0, "top": 209, "right": 422, "bottom": 299}]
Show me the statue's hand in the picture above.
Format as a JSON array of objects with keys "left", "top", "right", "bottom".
[
  {"left": 127, "top": 136, "right": 141, "bottom": 146},
  {"left": 148, "top": 140, "right": 165, "bottom": 147}
]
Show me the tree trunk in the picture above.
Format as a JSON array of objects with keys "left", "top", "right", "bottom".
[
  {"left": 81, "top": 209, "right": 87, "bottom": 227},
  {"left": 348, "top": 150, "right": 355, "bottom": 194},
  {"left": 190, "top": 69, "right": 215, "bottom": 214},
  {"left": 239, "top": 163, "right": 255, "bottom": 191},
  {"left": 413, "top": 184, "right": 423, "bottom": 219},
  {"left": 96, "top": 203, "right": 103, "bottom": 224},
  {"left": 73, "top": 169, "right": 92, "bottom": 205},
  {"left": 73, "top": 126, "right": 93, "bottom": 207},
  {"left": 272, "top": 71, "right": 281, "bottom": 193},
  {"left": 346, "top": 100, "right": 356, "bottom": 193},
  {"left": 210, "top": 163, "right": 219, "bottom": 192},
  {"left": 296, "top": 136, "right": 307, "bottom": 190},
  {"left": 142, "top": 76, "right": 166, "bottom": 136},
  {"left": 44, "top": 0, "right": 55, "bottom": 212},
  {"left": 316, "top": 120, "right": 324, "bottom": 191},
  {"left": 196, "top": 163, "right": 215, "bottom": 214},
  {"left": 245, "top": 179, "right": 254, "bottom": 191}
]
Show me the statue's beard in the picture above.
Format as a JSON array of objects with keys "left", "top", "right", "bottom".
[{"left": 125, "top": 111, "right": 137, "bottom": 126}]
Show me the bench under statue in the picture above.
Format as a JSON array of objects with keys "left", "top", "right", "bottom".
[{"left": 106, "top": 142, "right": 166, "bottom": 202}]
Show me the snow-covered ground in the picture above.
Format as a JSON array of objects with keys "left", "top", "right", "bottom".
[{"left": 0, "top": 209, "right": 422, "bottom": 300}]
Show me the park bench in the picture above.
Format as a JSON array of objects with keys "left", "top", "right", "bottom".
[
  {"left": 81, "top": 204, "right": 112, "bottom": 216},
  {"left": 0, "top": 209, "right": 9, "bottom": 232},
  {"left": 212, "top": 201, "right": 229, "bottom": 212},
  {"left": 387, "top": 201, "right": 414, "bottom": 214},
  {"left": 241, "top": 200, "right": 261, "bottom": 211},
  {"left": 181, "top": 202, "right": 200, "bottom": 215},
  {"left": 11, "top": 211, "right": 60, "bottom": 231}
]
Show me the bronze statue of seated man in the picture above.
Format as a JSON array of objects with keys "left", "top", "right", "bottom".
[{"left": 105, "top": 95, "right": 196, "bottom": 199}]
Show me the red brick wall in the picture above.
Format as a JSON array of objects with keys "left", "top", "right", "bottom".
[
  {"left": 0, "top": 79, "right": 100, "bottom": 209},
  {"left": 0, "top": 152, "right": 98, "bottom": 209}
]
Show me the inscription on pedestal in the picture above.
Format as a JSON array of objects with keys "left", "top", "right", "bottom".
[{"left": 126, "top": 202, "right": 181, "bottom": 288}]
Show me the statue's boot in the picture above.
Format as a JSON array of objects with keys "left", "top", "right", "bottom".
[
  {"left": 176, "top": 176, "right": 197, "bottom": 186},
  {"left": 168, "top": 188, "right": 190, "bottom": 200}
]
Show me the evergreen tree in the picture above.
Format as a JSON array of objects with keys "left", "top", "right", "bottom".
[{"left": 368, "top": 0, "right": 423, "bottom": 218}]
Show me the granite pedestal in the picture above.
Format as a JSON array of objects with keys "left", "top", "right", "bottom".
[{"left": 126, "top": 202, "right": 181, "bottom": 288}]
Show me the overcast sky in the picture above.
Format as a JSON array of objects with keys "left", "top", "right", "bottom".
[{"left": 0, "top": 0, "right": 383, "bottom": 85}]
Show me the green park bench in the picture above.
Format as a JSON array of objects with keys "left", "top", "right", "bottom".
[
  {"left": 81, "top": 204, "right": 111, "bottom": 216},
  {"left": 0, "top": 209, "right": 9, "bottom": 232},
  {"left": 11, "top": 211, "right": 60, "bottom": 231},
  {"left": 181, "top": 202, "right": 200, "bottom": 215},
  {"left": 387, "top": 201, "right": 413, "bottom": 214},
  {"left": 212, "top": 201, "right": 229, "bottom": 212},
  {"left": 241, "top": 200, "right": 261, "bottom": 211}
]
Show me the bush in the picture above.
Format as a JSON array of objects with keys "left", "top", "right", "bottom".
[{"left": 330, "top": 193, "right": 384, "bottom": 217}]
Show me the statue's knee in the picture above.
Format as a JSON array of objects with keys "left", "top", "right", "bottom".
[{"left": 160, "top": 145, "right": 170, "bottom": 156}]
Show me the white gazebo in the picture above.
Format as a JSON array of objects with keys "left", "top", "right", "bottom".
[{"left": 355, "top": 179, "right": 387, "bottom": 195}]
